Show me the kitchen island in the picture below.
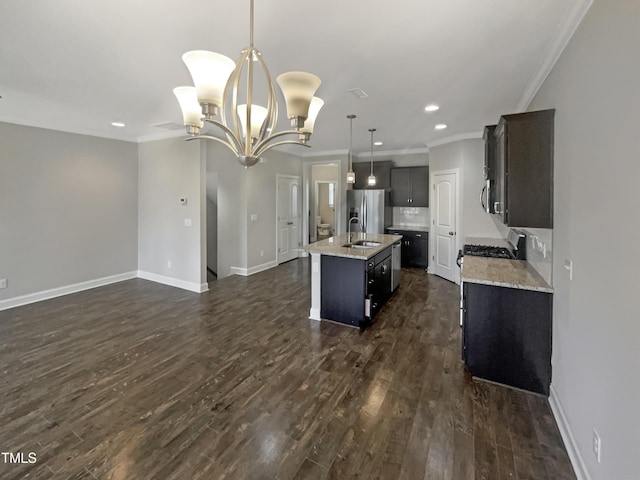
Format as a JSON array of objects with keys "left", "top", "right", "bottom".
[{"left": 304, "top": 233, "right": 402, "bottom": 328}]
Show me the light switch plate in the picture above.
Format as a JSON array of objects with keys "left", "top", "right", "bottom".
[
  {"left": 184, "top": 218, "right": 192, "bottom": 227},
  {"left": 0, "top": 278, "right": 7, "bottom": 289}
]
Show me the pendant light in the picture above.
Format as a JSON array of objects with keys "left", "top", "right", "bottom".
[
  {"left": 367, "top": 128, "right": 377, "bottom": 187},
  {"left": 346, "top": 114, "right": 356, "bottom": 184}
]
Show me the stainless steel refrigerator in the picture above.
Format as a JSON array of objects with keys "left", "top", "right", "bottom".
[{"left": 346, "top": 189, "right": 392, "bottom": 234}]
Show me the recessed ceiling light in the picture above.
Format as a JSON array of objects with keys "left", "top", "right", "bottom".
[
  {"left": 374, "top": 141, "right": 383, "bottom": 146},
  {"left": 111, "top": 122, "right": 126, "bottom": 128},
  {"left": 435, "top": 123, "right": 447, "bottom": 130},
  {"left": 425, "top": 104, "right": 439, "bottom": 112}
]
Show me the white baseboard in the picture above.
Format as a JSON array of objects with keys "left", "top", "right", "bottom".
[
  {"left": 309, "top": 307, "right": 321, "bottom": 321},
  {"left": 136, "top": 271, "right": 207, "bottom": 293},
  {"left": 0, "top": 271, "right": 138, "bottom": 311},
  {"left": 549, "top": 384, "right": 592, "bottom": 480},
  {"left": 230, "top": 260, "right": 277, "bottom": 277}
]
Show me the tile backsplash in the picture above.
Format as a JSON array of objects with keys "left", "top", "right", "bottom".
[
  {"left": 523, "top": 228, "right": 553, "bottom": 286},
  {"left": 392, "top": 207, "right": 430, "bottom": 227}
]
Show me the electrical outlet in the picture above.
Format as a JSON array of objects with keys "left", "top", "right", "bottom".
[
  {"left": 260, "top": 250, "right": 264, "bottom": 257},
  {"left": 0, "top": 278, "right": 7, "bottom": 289},
  {"left": 592, "top": 429, "right": 602, "bottom": 463}
]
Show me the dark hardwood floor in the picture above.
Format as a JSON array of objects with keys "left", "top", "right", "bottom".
[{"left": 0, "top": 259, "right": 575, "bottom": 480}]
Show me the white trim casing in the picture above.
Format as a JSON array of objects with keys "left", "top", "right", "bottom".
[
  {"left": 137, "top": 271, "right": 208, "bottom": 293},
  {"left": 0, "top": 271, "right": 138, "bottom": 311},
  {"left": 229, "top": 260, "right": 278, "bottom": 277},
  {"left": 549, "top": 385, "right": 592, "bottom": 480}
]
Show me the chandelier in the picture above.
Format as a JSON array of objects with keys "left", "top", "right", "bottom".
[{"left": 173, "top": 0, "right": 324, "bottom": 167}]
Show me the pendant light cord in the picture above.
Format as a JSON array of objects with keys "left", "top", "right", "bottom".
[{"left": 369, "top": 128, "right": 376, "bottom": 175}]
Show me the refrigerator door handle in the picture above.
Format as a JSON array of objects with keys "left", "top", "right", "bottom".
[{"left": 361, "top": 195, "right": 367, "bottom": 233}]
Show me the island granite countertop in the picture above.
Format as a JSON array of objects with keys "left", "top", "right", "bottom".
[
  {"left": 387, "top": 225, "right": 429, "bottom": 232},
  {"left": 304, "top": 233, "right": 402, "bottom": 260},
  {"left": 462, "top": 256, "right": 553, "bottom": 293}
]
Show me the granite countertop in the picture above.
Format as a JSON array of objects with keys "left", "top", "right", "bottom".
[
  {"left": 304, "top": 233, "right": 402, "bottom": 260},
  {"left": 462, "top": 256, "right": 553, "bottom": 293},
  {"left": 387, "top": 225, "right": 430, "bottom": 232}
]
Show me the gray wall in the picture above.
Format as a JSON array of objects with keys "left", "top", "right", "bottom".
[
  {"left": 245, "top": 150, "right": 303, "bottom": 268},
  {"left": 138, "top": 137, "right": 204, "bottom": 288},
  {"left": 528, "top": 0, "right": 638, "bottom": 478},
  {"left": 0, "top": 122, "right": 138, "bottom": 301},
  {"left": 429, "top": 138, "right": 502, "bottom": 242}
]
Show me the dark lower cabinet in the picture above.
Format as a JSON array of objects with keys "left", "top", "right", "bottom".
[
  {"left": 321, "top": 247, "right": 392, "bottom": 328},
  {"left": 386, "top": 229, "right": 428, "bottom": 269},
  {"left": 462, "top": 282, "right": 552, "bottom": 395}
]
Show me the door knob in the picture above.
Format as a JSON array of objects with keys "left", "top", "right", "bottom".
[{"left": 449, "top": 231, "right": 455, "bottom": 236}]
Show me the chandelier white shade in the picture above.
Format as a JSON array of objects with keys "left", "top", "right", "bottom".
[
  {"left": 174, "top": 0, "right": 323, "bottom": 167},
  {"left": 300, "top": 97, "right": 324, "bottom": 136},
  {"left": 182, "top": 51, "right": 236, "bottom": 110},
  {"left": 276, "top": 72, "right": 322, "bottom": 127},
  {"left": 173, "top": 87, "right": 203, "bottom": 129}
]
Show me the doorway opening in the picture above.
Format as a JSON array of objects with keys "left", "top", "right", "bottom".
[
  {"left": 305, "top": 163, "right": 341, "bottom": 244},
  {"left": 206, "top": 172, "right": 218, "bottom": 285},
  {"left": 314, "top": 181, "right": 337, "bottom": 241}
]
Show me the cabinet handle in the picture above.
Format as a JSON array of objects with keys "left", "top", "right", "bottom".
[
  {"left": 416, "top": 234, "right": 422, "bottom": 237},
  {"left": 381, "top": 264, "right": 387, "bottom": 274}
]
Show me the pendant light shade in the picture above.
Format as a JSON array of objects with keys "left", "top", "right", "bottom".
[
  {"left": 368, "top": 128, "right": 377, "bottom": 187},
  {"left": 346, "top": 114, "right": 356, "bottom": 184}
]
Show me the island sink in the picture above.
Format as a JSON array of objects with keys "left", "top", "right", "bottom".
[{"left": 342, "top": 240, "right": 382, "bottom": 249}]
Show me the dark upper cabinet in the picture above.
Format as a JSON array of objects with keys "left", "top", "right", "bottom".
[
  {"left": 390, "top": 166, "right": 429, "bottom": 207},
  {"left": 483, "top": 125, "right": 497, "bottom": 214},
  {"left": 493, "top": 109, "right": 554, "bottom": 228},
  {"left": 483, "top": 125, "right": 497, "bottom": 182},
  {"left": 352, "top": 161, "right": 393, "bottom": 190}
]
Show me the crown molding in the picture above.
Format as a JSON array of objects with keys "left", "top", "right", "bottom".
[
  {"left": 137, "top": 129, "right": 186, "bottom": 143},
  {"left": 301, "top": 148, "right": 349, "bottom": 158},
  {"left": 0, "top": 116, "right": 136, "bottom": 143},
  {"left": 517, "top": 0, "right": 594, "bottom": 111},
  {"left": 427, "top": 131, "right": 483, "bottom": 148},
  {"left": 353, "top": 147, "right": 429, "bottom": 159}
]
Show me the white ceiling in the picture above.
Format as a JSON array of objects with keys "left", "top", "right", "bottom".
[{"left": 0, "top": 0, "right": 589, "bottom": 156}]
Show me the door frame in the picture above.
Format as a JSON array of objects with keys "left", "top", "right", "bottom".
[
  {"left": 301, "top": 159, "right": 344, "bottom": 252},
  {"left": 429, "top": 168, "right": 461, "bottom": 284},
  {"left": 276, "top": 174, "right": 302, "bottom": 264}
]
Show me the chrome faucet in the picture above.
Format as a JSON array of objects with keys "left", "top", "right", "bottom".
[{"left": 348, "top": 217, "right": 361, "bottom": 243}]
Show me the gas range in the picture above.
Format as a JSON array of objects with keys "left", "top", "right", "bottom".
[
  {"left": 457, "top": 229, "right": 527, "bottom": 267},
  {"left": 463, "top": 244, "right": 515, "bottom": 259}
]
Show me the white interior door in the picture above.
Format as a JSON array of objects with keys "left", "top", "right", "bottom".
[
  {"left": 433, "top": 170, "right": 458, "bottom": 283},
  {"left": 277, "top": 176, "right": 300, "bottom": 264}
]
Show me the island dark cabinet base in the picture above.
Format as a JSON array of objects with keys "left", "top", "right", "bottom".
[
  {"left": 320, "top": 247, "right": 393, "bottom": 328},
  {"left": 462, "top": 282, "right": 552, "bottom": 395}
]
